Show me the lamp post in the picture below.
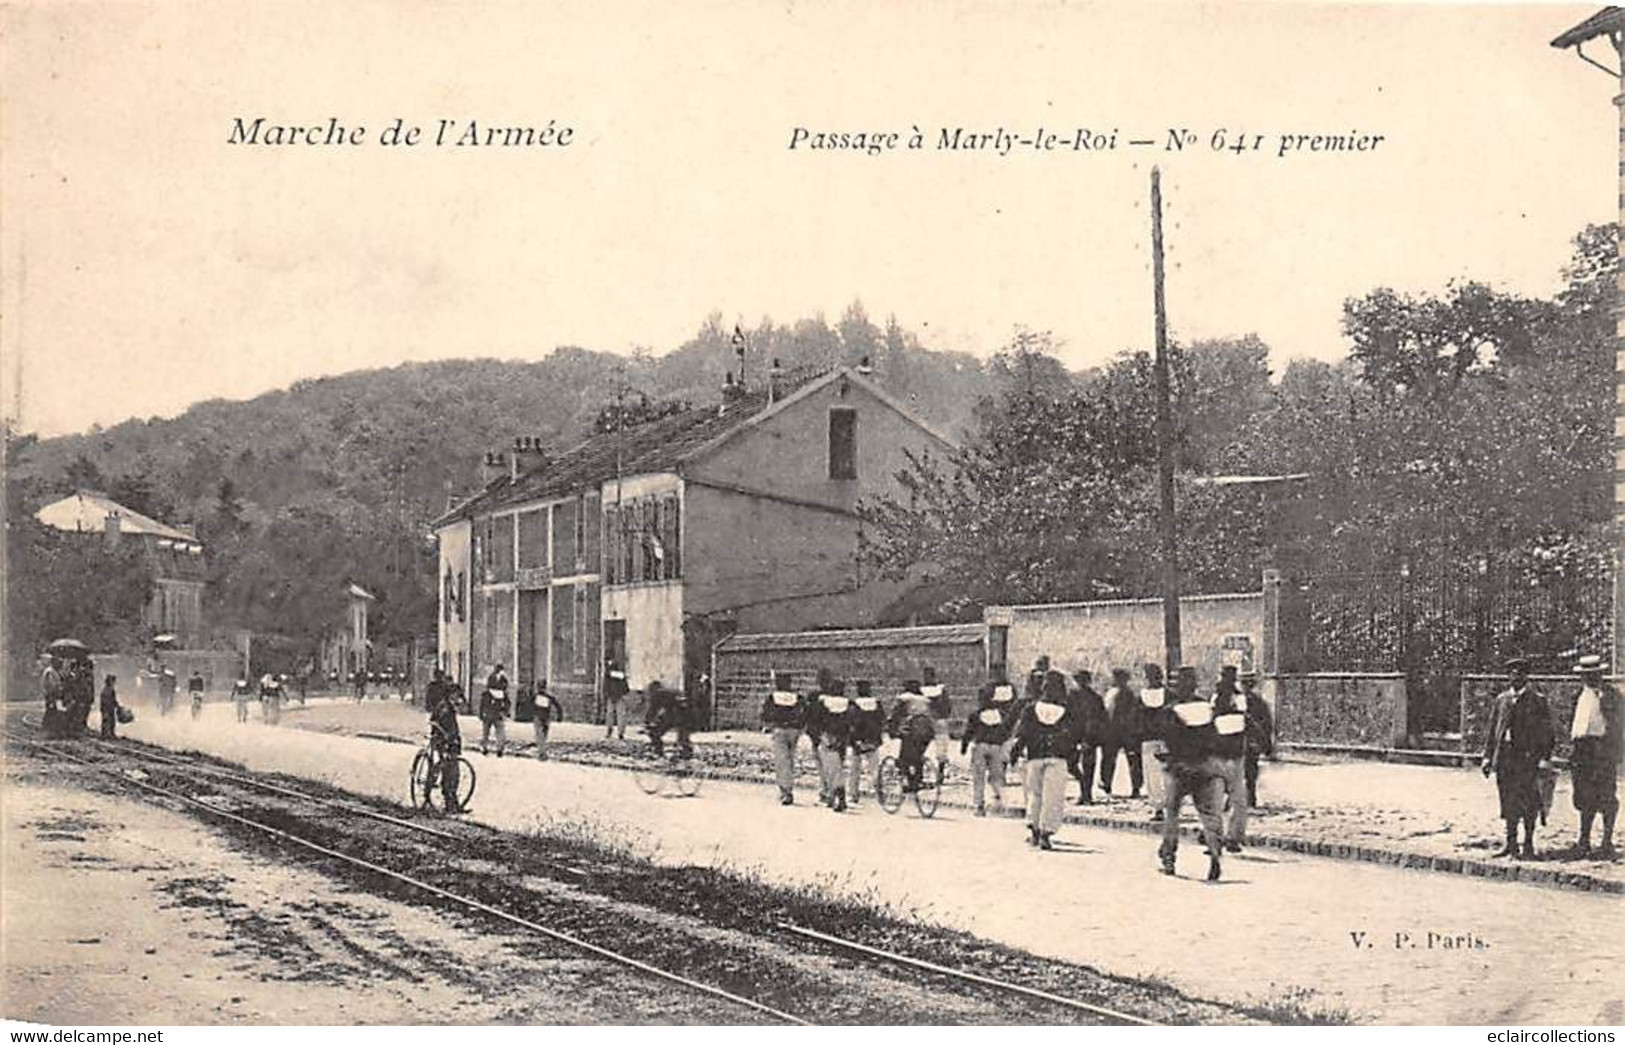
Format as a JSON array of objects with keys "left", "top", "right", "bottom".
[
  {"left": 1151, "top": 167, "right": 1182, "bottom": 673},
  {"left": 1551, "top": 8, "right": 1625, "bottom": 671}
]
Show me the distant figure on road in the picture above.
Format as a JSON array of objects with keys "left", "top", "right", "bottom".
[
  {"left": 761, "top": 671, "right": 805, "bottom": 806},
  {"left": 645, "top": 680, "right": 697, "bottom": 762},
  {"left": 1100, "top": 667, "right": 1145, "bottom": 800},
  {"left": 259, "top": 673, "right": 284, "bottom": 725},
  {"left": 603, "top": 658, "right": 629, "bottom": 741},
  {"left": 847, "top": 679, "right": 885, "bottom": 808},
  {"left": 1068, "top": 668, "right": 1105, "bottom": 805},
  {"left": 1482, "top": 656, "right": 1555, "bottom": 859},
  {"left": 807, "top": 679, "right": 853, "bottom": 812},
  {"left": 99, "top": 675, "right": 122, "bottom": 739},
  {"left": 1009, "top": 670, "right": 1079, "bottom": 850},
  {"left": 188, "top": 669, "right": 206, "bottom": 720},
  {"left": 961, "top": 671, "right": 1018, "bottom": 816},
  {"left": 232, "top": 674, "right": 254, "bottom": 724},
  {"left": 40, "top": 654, "right": 67, "bottom": 739},
  {"left": 479, "top": 665, "right": 511, "bottom": 757},
  {"left": 520, "top": 678, "right": 564, "bottom": 761},
  {"left": 1140, "top": 664, "right": 1169, "bottom": 821},
  {"left": 424, "top": 668, "right": 465, "bottom": 813},
  {"left": 353, "top": 669, "right": 367, "bottom": 703},
  {"left": 158, "top": 667, "right": 178, "bottom": 717},
  {"left": 1239, "top": 669, "right": 1274, "bottom": 809},
  {"left": 1568, "top": 655, "right": 1620, "bottom": 857},
  {"left": 1156, "top": 666, "right": 1229, "bottom": 881}
]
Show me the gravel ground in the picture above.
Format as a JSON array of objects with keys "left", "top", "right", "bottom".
[{"left": 3, "top": 727, "right": 1268, "bottom": 1025}]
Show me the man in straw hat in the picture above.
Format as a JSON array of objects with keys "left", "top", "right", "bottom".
[
  {"left": 1482, "top": 656, "right": 1555, "bottom": 858},
  {"left": 1569, "top": 655, "right": 1621, "bottom": 857}
]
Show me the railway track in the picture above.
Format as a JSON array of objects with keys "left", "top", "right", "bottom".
[{"left": 5, "top": 729, "right": 1171, "bottom": 1026}]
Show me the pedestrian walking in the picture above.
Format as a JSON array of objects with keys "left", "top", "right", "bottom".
[
  {"left": 604, "top": 657, "right": 629, "bottom": 740},
  {"left": 808, "top": 679, "right": 853, "bottom": 812},
  {"left": 66, "top": 659, "right": 95, "bottom": 736},
  {"left": 259, "top": 673, "right": 284, "bottom": 725},
  {"left": 158, "top": 667, "right": 178, "bottom": 717},
  {"left": 479, "top": 665, "right": 511, "bottom": 756},
  {"left": 40, "top": 654, "right": 67, "bottom": 739},
  {"left": 232, "top": 674, "right": 254, "bottom": 723},
  {"left": 1568, "top": 655, "right": 1621, "bottom": 857},
  {"left": 1009, "top": 670, "right": 1079, "bottom": 850},
  {"left": 1239, "top": 669, "right": 1274, "bottom": 808},
  {"left": 1155, "top": 670, "right": 1229, "bottom": 881},
  {"left": 961, "top": 672, "right": 1018, "bottom": 815},
  {"left": 921, "top": 666, "right": 952, "bottom": 770},
  {"left": 847, "top": 679, "right": 885, "bottom": 808},
  {"left": 1209, "top": 665, "right": 1250, "bottom": 852},
  {"left": 1482, "top": 656, "right": 1555, "bottom": 859},
  {"left": 1141, "top": 663, "right": 1169, "bottom": 821},
  {"left": 99, "top": 675, "right": 122, "bottom": 739},
  {"left": 1100, "top": 667, "right": 1145, "bottom": 799},
  {"left": 1068, "top": 667, "right": 1106, "bottom": 804},
  {"left": 527, "top": 678, "right": 564, "bottom": 760},
  {"left": 188, "top": 669, "right": 206, "bottom": 721},
  {"left": 762, "top": 671, "right": 806, "bottom": 805}
]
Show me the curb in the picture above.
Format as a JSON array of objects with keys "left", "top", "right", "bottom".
[{"left": 330, "top": 727, "right": 1625, "bottom": 895}]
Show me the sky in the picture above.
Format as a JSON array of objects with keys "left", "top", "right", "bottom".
[{"left": 1, "top": 0, "right": 1615, "bottom": 438}]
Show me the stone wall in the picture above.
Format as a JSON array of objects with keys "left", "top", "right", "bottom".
[
  {"left": 712, "top": 624, "right": 986, "bottom": 730},
  {"left": 1273, "top": 672, "right": 1408, "bottom": 748},
  {"left": 990, "top": 591, "right": 1263, "bottom": 686}
]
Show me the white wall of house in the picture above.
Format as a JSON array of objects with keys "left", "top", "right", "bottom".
[
  {"left": 599, "top": 472, "right": 684, "bottom": 691},
  {"left": 437, "top": 520, "right": 472, "bottom": 685}
]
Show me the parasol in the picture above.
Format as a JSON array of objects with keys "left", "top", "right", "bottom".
[
  {"left": 47, "top": 638, "right": 89, "bottom": 657},
  {"left": 152, "top": 634, "right": 180, "bottom": 650}
]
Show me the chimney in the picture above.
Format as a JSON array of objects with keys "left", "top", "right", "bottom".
[
  {"left": 481, "top": 451, "right": 507, "bottom": 486},
  {"left": 768, "top": 358, "right": 784, "bottom": 404},
  {"left": 511, "top": 435, "right": 549, "bottom": 477},
  {"left": 104, "top": 512, "right": 121, "bottom": 549},
  {"left": 855, "top": 355, "right": 874, "bottom": 377}
]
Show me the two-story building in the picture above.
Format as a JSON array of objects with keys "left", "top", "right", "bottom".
[
  {"left": 431, "top": 365, "right": 955, "bottom": 718},
  {"left": 35, "top": 489, "right": 208, "bottom": 645}
]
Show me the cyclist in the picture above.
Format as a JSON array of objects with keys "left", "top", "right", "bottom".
[
  {"left": 889, "top": 686, "right": 937, "bottom": 795},
  {"left": 645, "top": 679, "right": 697, "bottom": 760},
  {"left": 425, "top": 668, "right": 466, "bottom": 813}
]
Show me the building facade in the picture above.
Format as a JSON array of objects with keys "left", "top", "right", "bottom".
[
  {"left": 432, "top": 367, "right": 954, "bottom": 718},
  {"left": 35, "top": 490, "right": 208, "bottom": 645}
]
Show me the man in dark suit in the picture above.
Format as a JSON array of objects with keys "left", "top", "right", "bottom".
[
  {"left": 1068, "top": 668, "right": 1105, "bottom": 804},
  {"left": 1482, "top": 656, "right": 1555, "bottom": 859},
  {"left": 1099, "top": 667, "right": 1144, "bottom": 799}
]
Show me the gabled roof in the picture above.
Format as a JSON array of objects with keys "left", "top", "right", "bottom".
[
  {"left": 432, "top": 366, "right": 956, "bottom": 527},
  {"left": 1552, "top": 7, "right": 1625, "bottom": 48},
  {"left": 36, "top": 490, "right": 200, "bottom": 546}
]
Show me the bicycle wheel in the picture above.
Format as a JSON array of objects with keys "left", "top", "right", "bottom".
[
  {"left": 455, "top": 757, "right": 477, "bottom": 810},
  {"left": 673, "top": 759, "right": 705, "bottom": 798},
  {"left": 914, "top": 759, "right": 943, "bottom": 818},
  {"left": 634, "top": 759, "right": 666, "bottom": 795},
  {"left": 410, "top": 750, "right": 436, "bottom": 809},
  {"left": 876, "top": 756, "right": 905, "bottom": 814}
]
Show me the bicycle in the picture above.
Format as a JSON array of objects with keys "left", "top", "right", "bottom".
[
  {"left": 633, "top": 745, "right": 707, "bottom": 798},
  {"left": 876, "top": 754, "right": 943, "bottom": 817},
  {"left": 410, "top": 732, "right": 477, "bottom": 813}
]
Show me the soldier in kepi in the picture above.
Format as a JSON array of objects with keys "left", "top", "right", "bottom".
[
  {"left": 761, "top": 671, "right": 805, "bottom": 806},
  {"left": 1568, "top": 654, "right": 1621, "bottom": 857},
  {"left": 1482, "top": 656, "right": 1555, "bottom": 859}
]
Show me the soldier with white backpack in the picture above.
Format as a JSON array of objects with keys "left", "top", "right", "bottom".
[{"left": 960, "top": 672, "right": 1019, "bottom": 816}]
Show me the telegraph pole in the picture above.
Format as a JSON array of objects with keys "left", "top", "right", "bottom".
[{"left": 1151, "top": 167, "right": 1182, "bottom": 673}]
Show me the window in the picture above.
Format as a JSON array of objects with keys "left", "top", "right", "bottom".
[
  {"left": 662, "top": 494, "right": 681, "bottom": 579},
  {"left": 518, "top": 509, "right": 547, "bottom": 570},
  {"left": 573, "top": 586, "right": 589, "bottom": 676},
  {"left": 828, "top": 408, "right": 857, "bottom": 480},
  {"left": 574, "top": 495, "right": 588, "bottom": 571},
  {"left": 643, "top": 498, "right": 661, "bottom": 582},
  {"left": 603, "top": 505, "right": 620, "bottom": 584},
  {"left": 552, "top": 500, "right": 578, "bottom": 572}
]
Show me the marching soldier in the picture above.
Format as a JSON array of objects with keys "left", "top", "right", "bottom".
[
  {"left": 1068, "top": 667, "right": 1105, "bottom": 805},
  {"left": 921, "top": 666, "right": 952, "bottom": 769},
  {"left": 259, "top": 672, "right": 284, "bottom": 725},
  {"left": 1100, "top": 667, "right": 1145, "bottom": 799},
  {"left": 604, "top": 657, "right": 630, "bottom": 740},
  {"left": 232, "top": 673, "right": 254, "bottom": 723},
  {"left": 1482, "top": 656, "right": 1555, "bottom": 859},
  {"left": 761, "top": 671, "right": 805, "bottom": 805},
  {"left": 961, "top": 671, "right": 1018, "bottom": 816},
  {"left": 188, "top": 669, "right": 206, "bottom": 721},
  {"left": 1209, "top": 665, "right": 1250, "bottom": 851},
  {"left": 1142, "top": 663, "right": 1170, "bottom": 820},
  {"left": 1239, "top": 669, "right": 1274, "bottom": 808},
  {"left": 1569, "top": 655, "right": 1621, "bottom": 857},
  {"left": 1008, "top": 670, "right": 1079, "bottom": 850},
  {"left": 807, "top": 679, "right": 854, "bottom": 812},
  {"left": 847, "top": 680, "right": 886, "bottom": 807},
  {"left": 1156, "top": 669, "right": 1229, "bottom": 881},
  {"left": 527, "top": 678, "right": 564, "bottom": 761}
]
